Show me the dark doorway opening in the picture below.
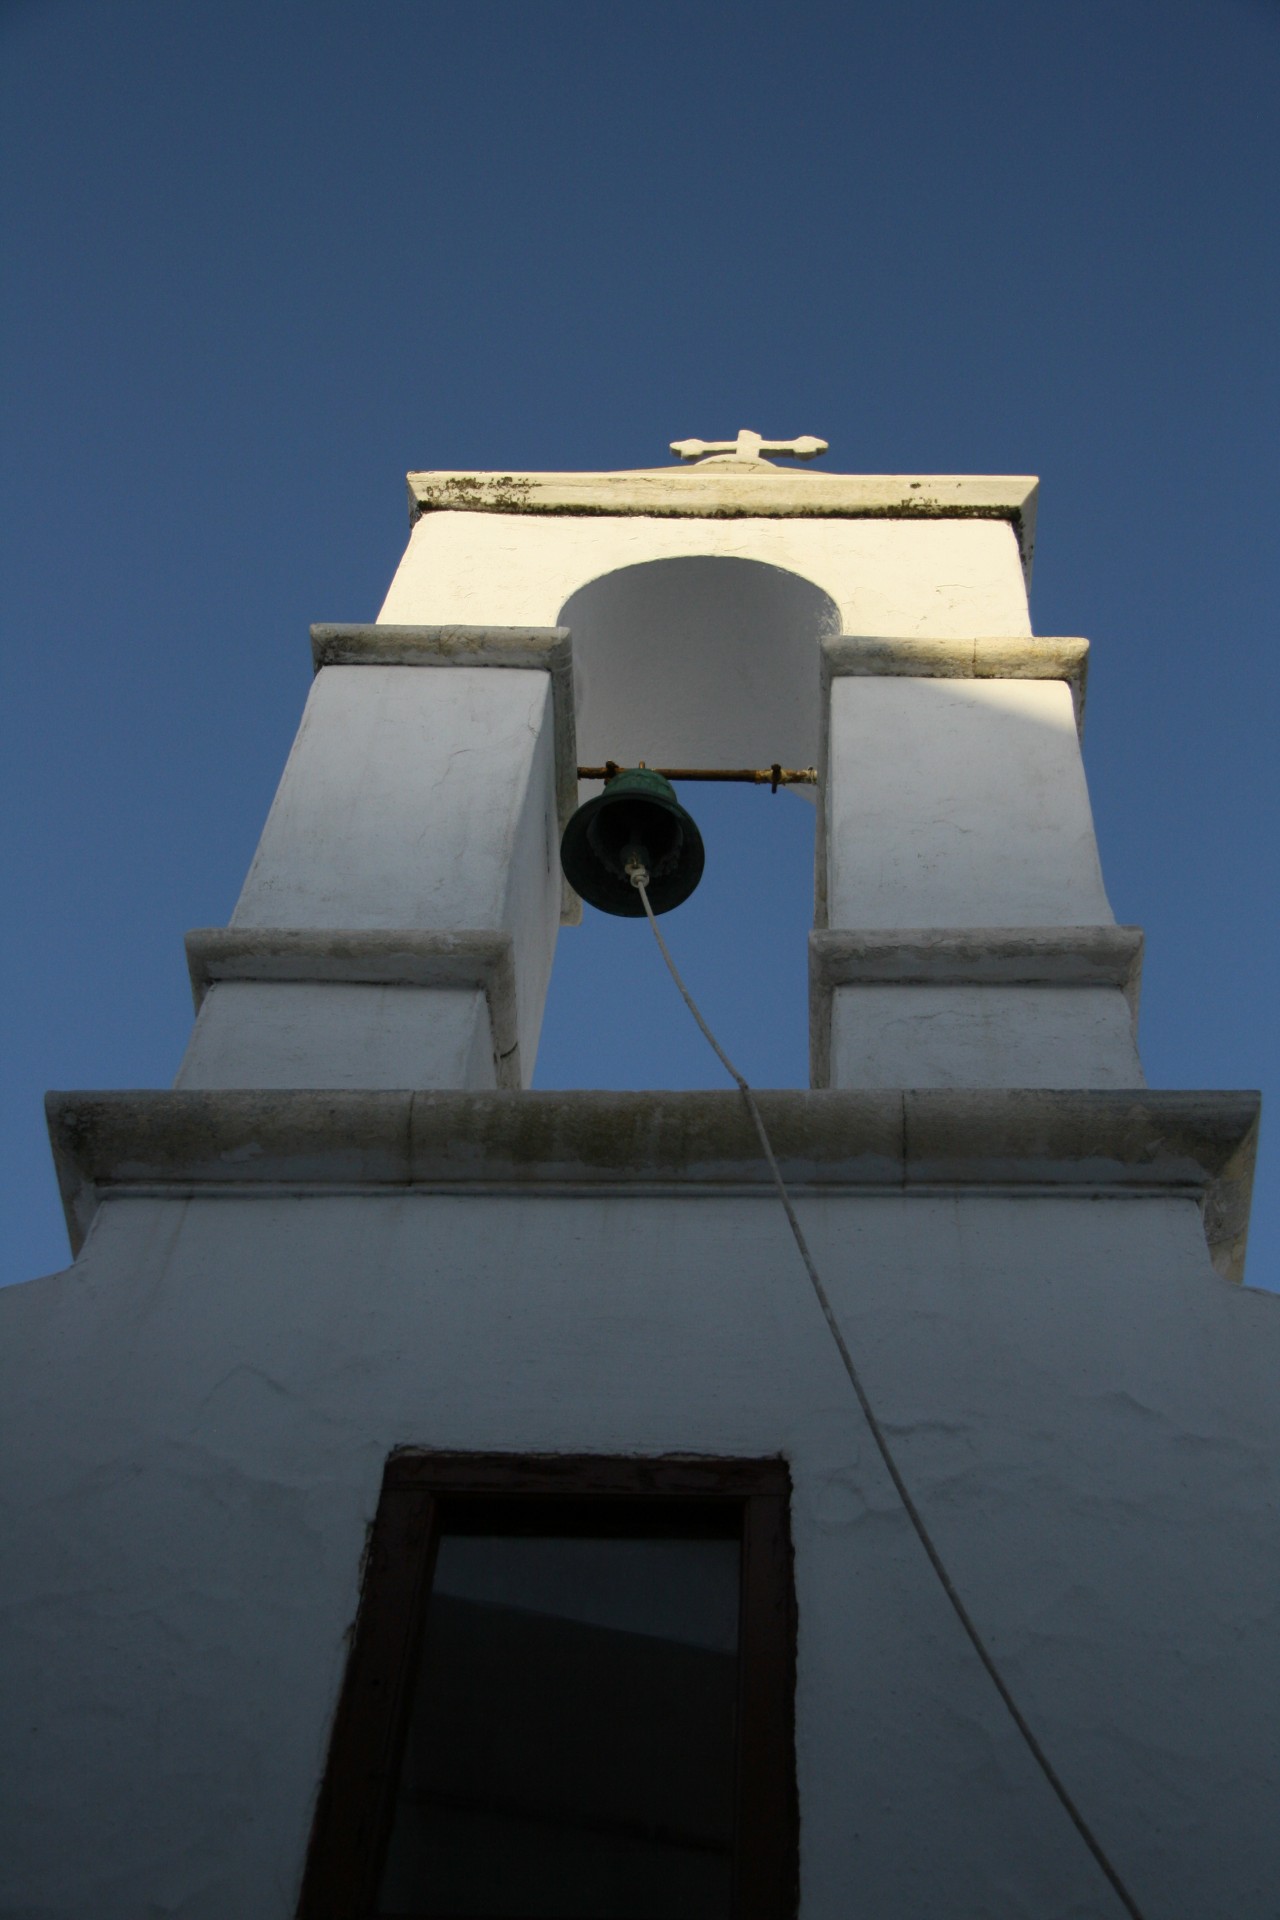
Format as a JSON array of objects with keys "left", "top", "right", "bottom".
[{"left": 298, "top": 1454, "right": 796, "bottom": 1920}]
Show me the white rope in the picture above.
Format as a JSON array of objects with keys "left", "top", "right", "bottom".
[{"left": 629, "top": 867, "right": 1147, "bottom": 1920}]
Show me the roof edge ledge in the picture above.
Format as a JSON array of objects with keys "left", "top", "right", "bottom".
[{"left": 46, "top": 1087, "right": 1258, "bottom": 1280}]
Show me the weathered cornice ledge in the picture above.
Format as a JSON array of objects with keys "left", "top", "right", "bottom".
[
  {"left": 47, "top": 1088, "right": 1258, "bottom": 1281},
  {"left": 821, "top": 634, "right": 1090, "bottom": 732},
  {"left": 405, "top": 470, "right": 1040, "bottom": 576},
  {"left": 184, "top": 929, "right": 523, "bottom": 1088},
  {"left": 808, "top": 928, "right": 1147, "bottom": 1090}
]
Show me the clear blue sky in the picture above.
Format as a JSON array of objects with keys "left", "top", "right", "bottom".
[{"left": 3, "top": 0, "right": 1277, "bottom": 1288}]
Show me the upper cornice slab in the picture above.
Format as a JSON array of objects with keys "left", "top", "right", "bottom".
[{"left": 406, "top": 468, "right": 1040, "bottom": 574}]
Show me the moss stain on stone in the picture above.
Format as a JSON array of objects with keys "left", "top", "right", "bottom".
[{"left": 419, "top": 475, "right": 537, "bottom": 513}]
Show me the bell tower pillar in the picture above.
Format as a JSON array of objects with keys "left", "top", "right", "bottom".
[
  {"left": 176, "top": 626, "right": 575, "bottom": 1092},
  {"left": 812, "top": 637, "right": 1146, "bottom": 1090}
]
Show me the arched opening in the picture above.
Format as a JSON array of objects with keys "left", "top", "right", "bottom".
[
  {"left": 535, "top": 557, "right": 839, "bottom": 1091},
  {"left": 564, "top": 554, "right": 838, "bottom": 770}
]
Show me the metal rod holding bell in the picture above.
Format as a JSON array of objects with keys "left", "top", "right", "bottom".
[{"left": 577, "top": 761, "right": 817, "bottom": 790}]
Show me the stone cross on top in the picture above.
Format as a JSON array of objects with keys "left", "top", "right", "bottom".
[{"left": 669, "top": 428, "right": 829, "bottom": 464}]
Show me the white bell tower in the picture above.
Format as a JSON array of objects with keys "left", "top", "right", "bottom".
[{"left": 2, "top": 434, "right": 1274, "bottom": 1920}]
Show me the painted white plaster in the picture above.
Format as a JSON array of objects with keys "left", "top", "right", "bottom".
[
  {"left": 308, "top": 626, "right": 579, "bottom": 908},
  {"left": 234, "top": 665, "right": 553, "bottom": 932},
  {"left": 828, "top": 984, "right": 1144, "bottom": 1088},
  {"left": 808, "top": 927, "right": 1146, "bottom": 1090},
  {"left": 560, "top": 555, "right": 837, "bottom": 773},
  {"left": 228, "top": 664, "right": 559, "bottom": 1082},
  {"left": 379, "top": 510, "right": 1031, "bottom": 645},
  {"left": 3, "top": 1185, "right": 1278, "bottom": 1919},
  {"left": 179, "top": 929, "right": 524, "bottom": 1089},
  {"left": 46, "top": 1088, "right": 1256, "bottom": 1280},
  {"left": 821, "top": 632, "right": 1091, "bottom": 733},
  {"left": 825, "top": 678, "right": 1114, "bottom": 930},
  {"left": 175, "top": 982, "right": 496, "bottom": 1091}
]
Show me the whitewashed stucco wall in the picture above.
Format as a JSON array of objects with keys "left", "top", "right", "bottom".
[
  {"left": 2, "top": 1186, "right": 1278, "bottom": 1920},
  {"left": 825, "top": 679, "right": 1112, "bottom": 930},
  {"left": 378, "top": 510, "right": 1032, "bottom": 640}
]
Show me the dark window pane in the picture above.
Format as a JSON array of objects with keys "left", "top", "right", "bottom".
[{"left": 378, "top": 1533, "right": 741, "bottom": 1918}]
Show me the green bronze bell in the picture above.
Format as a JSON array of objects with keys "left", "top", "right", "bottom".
[{"left": 560, "top": 767, "right": 705, "bottom": 917}]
